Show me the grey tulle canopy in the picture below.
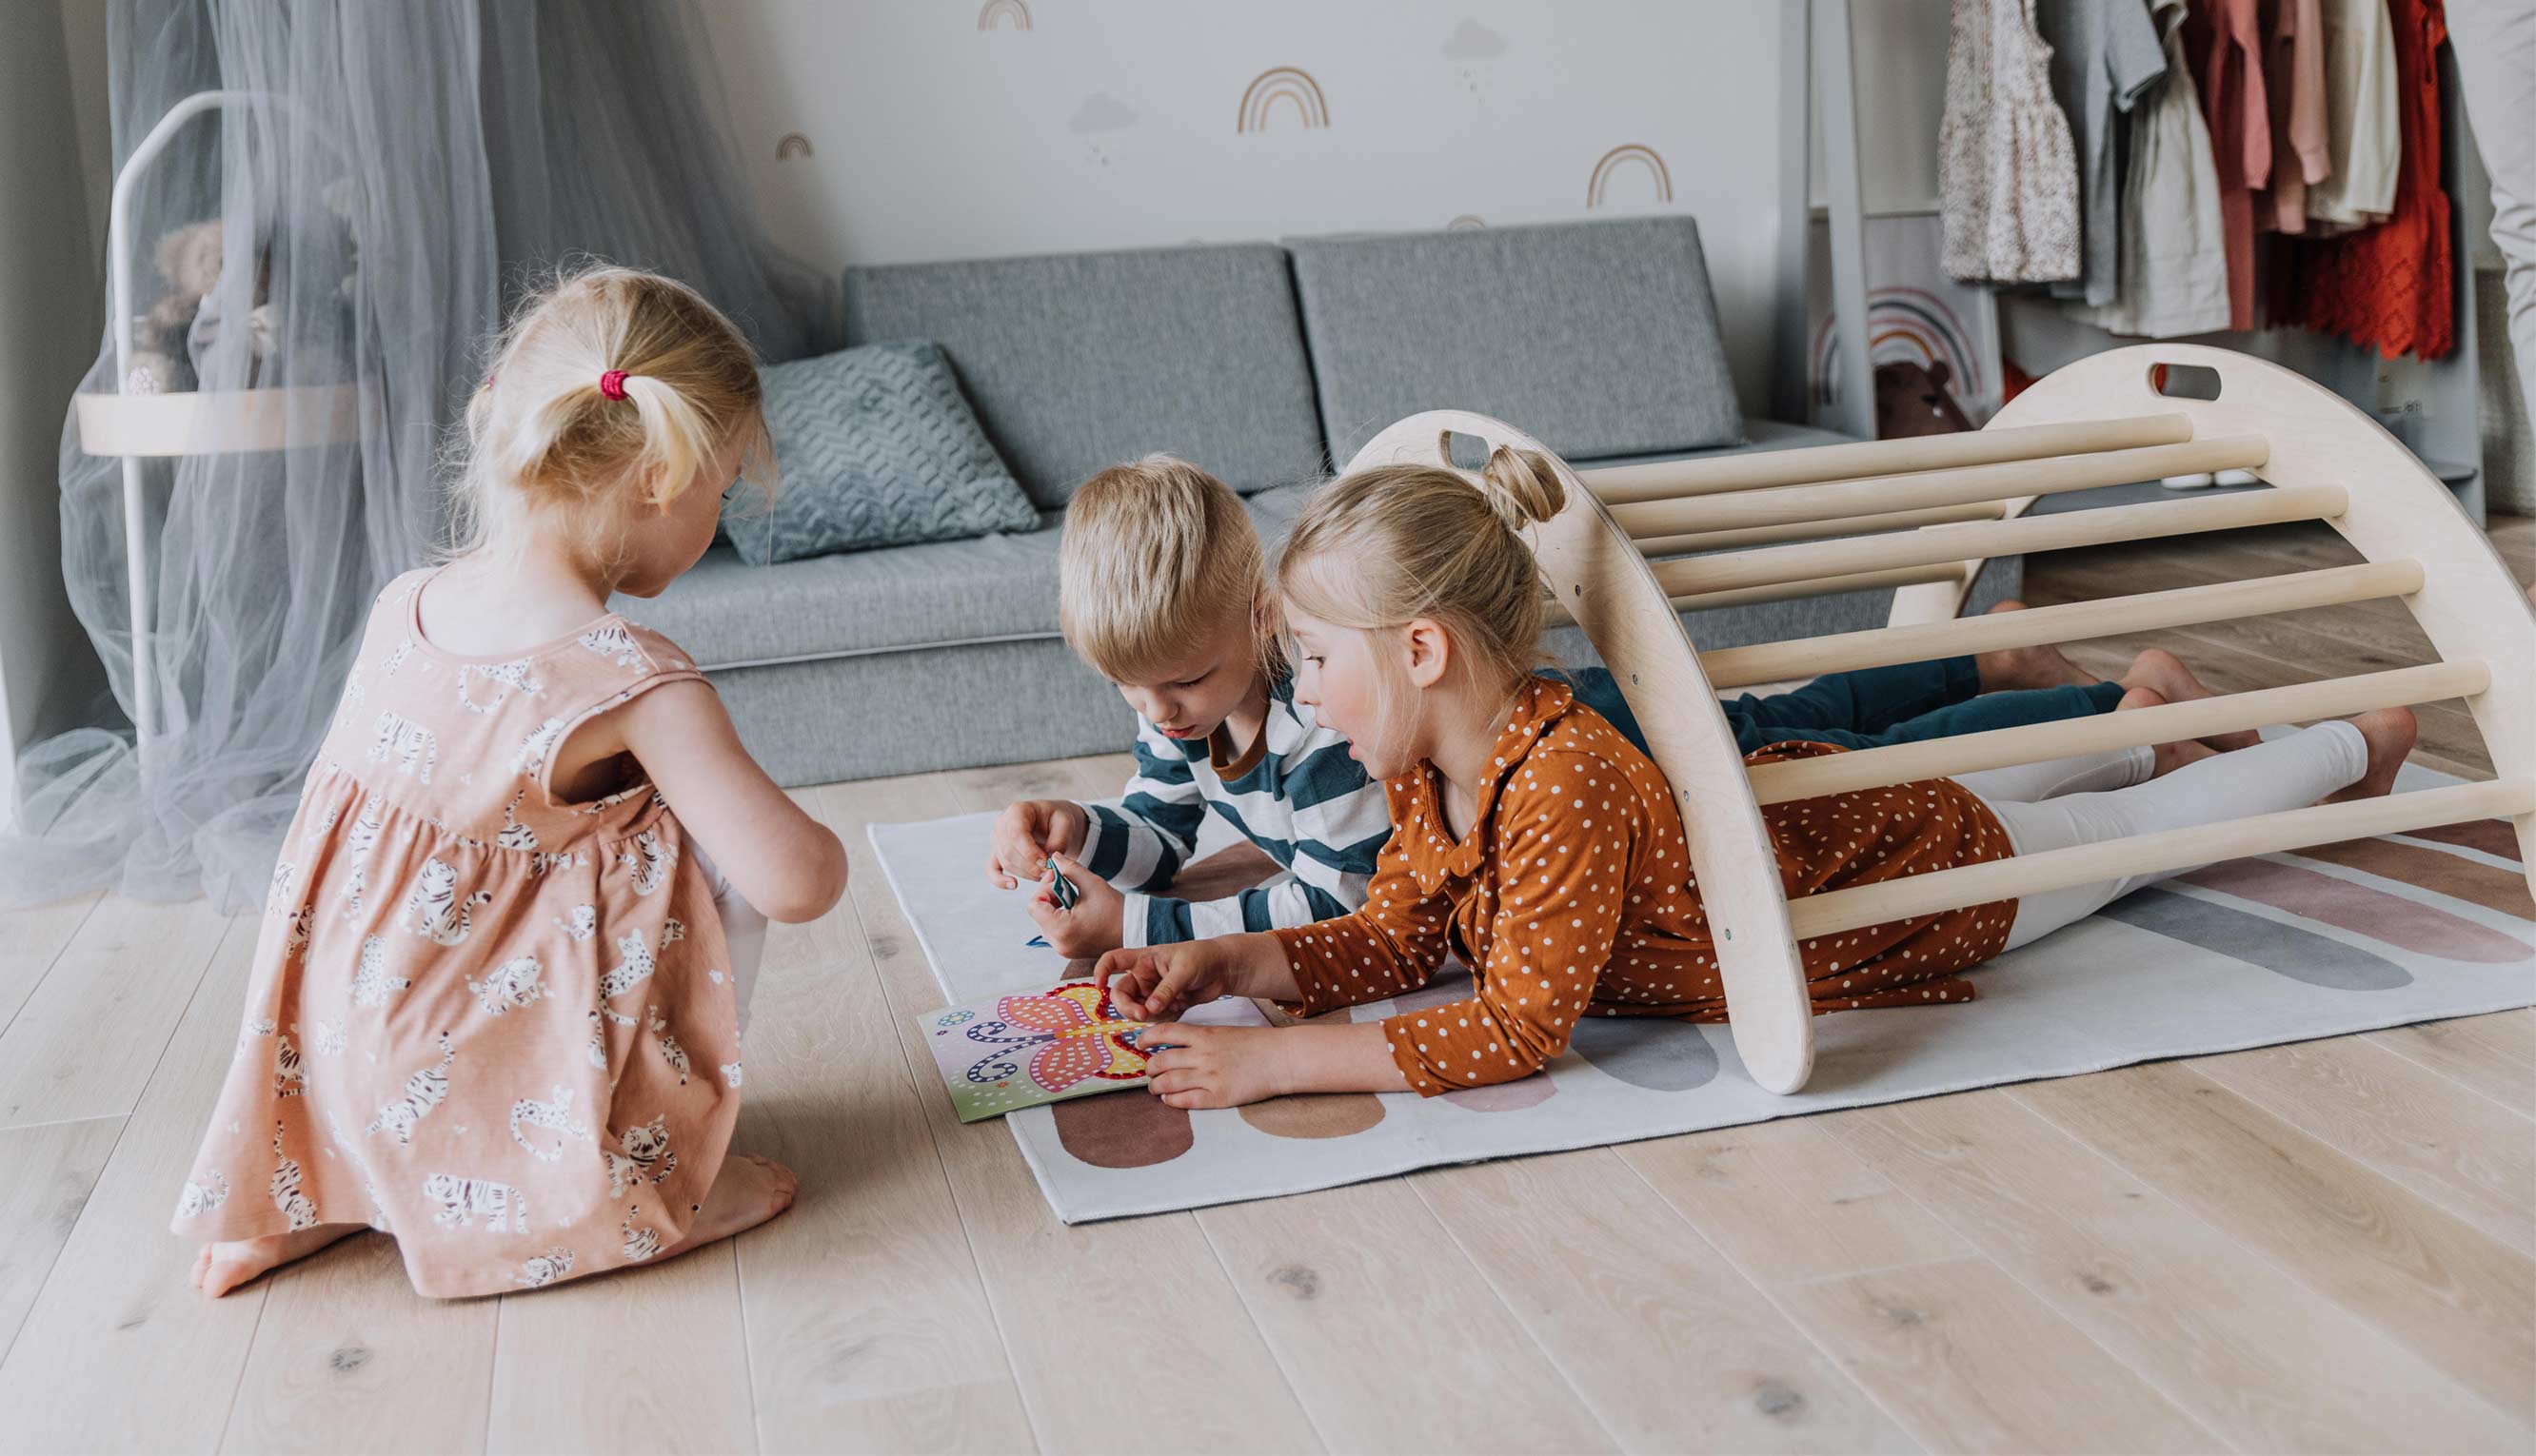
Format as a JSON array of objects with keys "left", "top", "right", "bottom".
[{"left": 3, "top": 0, "right": 834, "bottom": 911}]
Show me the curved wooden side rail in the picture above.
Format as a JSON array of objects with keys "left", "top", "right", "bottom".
[
  {"left": 1341, "top": 413, "right": 1820, "bottom": 1093},
  {"left": 1339, "top": 344, "right": 2535, "bottom": 1097}
]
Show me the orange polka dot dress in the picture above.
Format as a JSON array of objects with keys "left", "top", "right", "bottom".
[{"left": 1270, "top": 678, "right": 2018, "bottom": 1094}]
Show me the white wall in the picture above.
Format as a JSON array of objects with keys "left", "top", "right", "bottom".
[
  {"left": 703, "top": 0, "right": 1813, "bottom": 412},
  {"left": 0, "top": 3, "right": 109, "bottom": 811}
]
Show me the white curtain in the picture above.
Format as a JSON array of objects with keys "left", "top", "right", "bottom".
[{"left": 2, "top": 0, "right": 834, "bottom": 912}]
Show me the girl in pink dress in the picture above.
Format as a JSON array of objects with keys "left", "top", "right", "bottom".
[{"left": 177, "top": 266, "right": 849, "bottom": 1298}]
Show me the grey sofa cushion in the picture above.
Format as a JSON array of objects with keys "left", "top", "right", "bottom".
[
  {"left": 730, "top": 341, "right": 1039, "bottom": 563},
  {"left": 1288, "top": 216, "right": 1746, "bottom": 467},
  {"left": 843, "top": 243, "right": 1326, "bottom": 508},
  {"left": 624, "top": 484, "right": 1319, "bottom": 671}
]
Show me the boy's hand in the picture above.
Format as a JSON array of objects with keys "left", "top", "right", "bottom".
[
  {"left": 985, "top": 799, "right": 1087, "bottom": 889},
  {"left": 1024, "top": 853, "right": 1123, "bottom": 957},
  {"left": 1094, "top": 938, "right": 1238, "bottom": 1022},
  {"left": 1139, "top": 1024, "right": 1294, "bottom": 1109}
]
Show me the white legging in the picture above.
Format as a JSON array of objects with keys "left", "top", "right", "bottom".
[
  {"left": 1959, "top": 721, "right": 2370, "bottom": 951},
  {"left": 691, "top": 844, "right": 770, "bottom": 1036}
]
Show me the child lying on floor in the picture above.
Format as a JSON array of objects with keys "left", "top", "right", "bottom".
[
  {"left": 1090, "top": 447, "right": 2414, "bottom": 1107},
  {"left": 987, "top": 455, "right": 2246, "bottom": 958}
]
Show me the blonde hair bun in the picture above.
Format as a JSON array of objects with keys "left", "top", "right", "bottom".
[{"left": 1478, "top": 444, "right": 1566, "bottom": 531}]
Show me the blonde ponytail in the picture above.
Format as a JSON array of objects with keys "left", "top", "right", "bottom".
[
  {"left": 449, "top": 264, "right": 769, "bottom": 567},
  {"left": 1275, "top": 444, "right": 1568, "bottom": 698}
]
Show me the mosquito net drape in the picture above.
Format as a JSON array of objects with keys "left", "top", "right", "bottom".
[{"left": 3, "top": 0, "right": 832, "bottom": 912}]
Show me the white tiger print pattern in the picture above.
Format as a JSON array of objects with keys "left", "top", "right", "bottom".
[
  {"left": 662, "top": 918, "right": 685, "bottom": 944},
  {"left": 280, "top": 903, "right": 313, "bottom": 961},
  {"left": 401, "top": 857, "right": 491, "bottom": 947},
  {"left": 508, "top": 1085, "right": 594, "bottom": 1163},
  {"left": 646, "top": 1006, "right": 690, "bottom": 1084},
  {"left": 333, "top": 669, "right": 366, "bottom": 729},
  {"left": 496, "top": 789, "right": 539, "bottom": 852},
  {"left": 269, "top": 1122, "right": 319, "bottom": 1231},
  {"left": 514, "top": 1249, "right": 576, "bottom": 1289},
  {"left": 368, "top": 710, "right": 438, "bottom": 783},
  {"left": 272, "top": 1033, "right": 307, "bottom": 1098},
  {"left": 366, "top": 1033, "right": 455, "bottom": 1145},
  {"left": 553, "top": 904, "right": 597, "bottom": 941},
  {"left": 620, "top": 1207, "right": 664, "bottom": 1262},
  {"left": 351, "top": 935, "right": 409, "bottom": 1008},
  {"left": 578, "top": 623, "right": 643, "bottom": 668},
  {"left": 379, "top": 637, "right": 415, "bottom": 678},
  {"left": 600, "top": 928, "right": 656, "bottom": 1003},
  {"left": 457, "top": 659, "right": 544, "bottom": 714},
  {"left": 267, "top": 860, "right": 298, "bottom": 913},
  {"left": 466, "top": 954, "right": 545, "bottom": 1015},
  {"left": 306, "top": 1019, "right": 347, "bottom": 1056},
  {"left": 614, "top": 1115, "right": 677, "bottom": 1186},
  {"left": 617, "top": 829, "right": 676, "bottom": 896},
  {"left": 511, "top": 715, "right": 567, "bottom": 778},
  {"left": 173, "top": 1171, "right": 230, "bottom": 1220},
  {"left": 585, "top": 1008, "right": 610, "bottom": 1071},
  {"left": 423, "top": 1172, "right": 527, "bottom": 1233},
  {"left": 720, "top": 1062, "right": 744, "bottom": 1090}
]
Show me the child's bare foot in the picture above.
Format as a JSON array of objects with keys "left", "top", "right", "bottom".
[
  {"left": 2115, "top": 686, "right": 2219, "bottom": 777},
  {"left": 2119, "top": 647, "right": 2261, "bottom": 752},
  {"left": 660, "top": 1153, "right": 797, "bottom": 1261},
  {"left": 193, "top": 1223, "right": 366, "bottom": 1298},
  {"left": 1974, "top": 600, "right": 2099, "bottom": 693},
  {"left": 2324, "top": 707, "right": 2416, "bottom": 804}
]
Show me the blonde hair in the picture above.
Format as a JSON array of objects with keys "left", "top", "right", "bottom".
[
  {"left": 1275, "top": 444, "right": 1566, "bottom": 700},
  {"left": 1059, "top": 454, "right": 1271, "bottom": 681},
  {"left": 448, "top": 264, "right": 770, "bottom": 566}
]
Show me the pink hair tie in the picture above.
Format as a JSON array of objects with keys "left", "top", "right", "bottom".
[{"left": 598, "top": 369, "right": 630, "bottom": 401}]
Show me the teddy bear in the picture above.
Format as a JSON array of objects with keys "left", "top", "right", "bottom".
[
  {"left": 124, "top": 218, "right": 275, "bottom": 394},
  {"left": 1872, "top": 358, "right": 1975, "bottom": 440}
]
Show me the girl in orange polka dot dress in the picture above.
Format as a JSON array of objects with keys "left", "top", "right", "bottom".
[{"left": 1095, "top": 448, "right": 2416, "bottom": 1104}]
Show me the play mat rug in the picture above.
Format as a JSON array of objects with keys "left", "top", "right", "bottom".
[{"left": 869, "top": 758, "right": 2533, "bottom": 1223}]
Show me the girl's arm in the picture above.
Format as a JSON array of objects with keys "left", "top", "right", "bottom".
[{"left": 616, "top": 679, "right": 847, "bottom": 922}]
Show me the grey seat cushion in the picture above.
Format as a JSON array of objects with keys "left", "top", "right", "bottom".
[
  {"left": 1289, "top": 216, "right": 1746, "bottom": 467},
  {"left": 625, "top": 483, "right": 1318, "bottom": 671},
  {"left": 843, "top": 244, "right": 1326, "bottom": 508}
]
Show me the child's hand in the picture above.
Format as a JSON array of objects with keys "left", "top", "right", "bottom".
[
  {"left": 1095, "top": 938, "right": 1238, "bottom": 1021},
  {"left": 1025, "top": 853, "right": 1123, "bottom": 957},
  {"left": 985, "top": 799, "right": 1087, "bottom": 889},
  {"left": 1139, "top": 1024, "right": 1293, "bottom": 1109}
]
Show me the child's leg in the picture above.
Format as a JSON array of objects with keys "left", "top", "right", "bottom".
[
  {"left": 1952, "top": 743, "right": 2155, "bottom": 804},
  {"left": 1728, "top": 657, "right": 1982, "bottom": 740},
  {"left": 692, "top": 844, "right": 769, "bottom": 1037},
  {"left": 1864, "top": 679, "right": 2130, "bottom": 747},
  {"left": 1971, "top": 721, "right": 2371, "bottom": 950}
]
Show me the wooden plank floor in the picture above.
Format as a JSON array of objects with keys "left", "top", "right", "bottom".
[{"left": 0, "top": 519, "right": 2528, "bottom": 1454}]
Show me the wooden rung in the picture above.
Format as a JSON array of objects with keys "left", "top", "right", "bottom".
[
  {"left": 1610, "top": 436, "right": 2270, "bottom": 540},
  {"left": 1636, "top": 502, "right": 2005, "bottom": 558},
  {"left": 1650, "top": 485, "right": 2348, "bottom": 600},
  {"left": 1786, "top": 778, "right": 2536, "bottom": 938},
  {"left": 1544, "top": 564, "right": 1969, "bottom": 628},
  {"left": 1579, "top": 414, "right": 2196, "bottom": 505},
  {"left": 1747, "top": 659, "right": 2490, "bottom": 806},
  {"left": 1698, "top": 561, "right": 2427, "bottom": 690}
]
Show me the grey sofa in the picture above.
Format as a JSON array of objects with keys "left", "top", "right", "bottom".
[{"left": 620, "top": 216, "right": 2018, "bottom": 787}]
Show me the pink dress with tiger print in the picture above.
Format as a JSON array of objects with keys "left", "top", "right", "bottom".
[{"left": 172, "top": 567, "right": 743, "bottom": 1298}]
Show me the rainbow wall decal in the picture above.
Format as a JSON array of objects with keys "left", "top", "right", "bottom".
[
  {"left": 977, "top": 0, "right": 1031, "bottom": 31},
  {"left": 1238, "top": 67, "right": 1330, "bottom": 132},
  {"left": 1587, "top": 143, "right": 1671, "bottom": 207},
  {"left": 774, "top": 132, "right": 814, "bottom": 162},
  {"left": 1810, "top": 285, "right": 1991, "bottom": 411},
  {"left": 1447, "top": 214, "right": 1488, "bottom": 230}
]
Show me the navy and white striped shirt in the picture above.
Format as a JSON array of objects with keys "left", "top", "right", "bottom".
[{"left": 1077, "top": 674, "right": 1393, "bottom": 946}]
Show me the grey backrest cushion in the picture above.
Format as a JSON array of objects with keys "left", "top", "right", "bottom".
[
  {"left": 1286, "top": 215, "right": 1746, "bottom": 466},
  {"left": 843, "top": 243, "right": 1326, "bottom": 507},
  {"left": 729, "top": 341, "right": 1040, "bottom": 565}
]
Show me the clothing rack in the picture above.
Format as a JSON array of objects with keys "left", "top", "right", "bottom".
[{"left": 1773, "top": 1, "right": 2489, "bottom": 526}]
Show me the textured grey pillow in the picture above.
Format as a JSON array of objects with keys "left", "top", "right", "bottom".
[{"left": 727, "top": 340, "right": 1040, "bottom": 564}]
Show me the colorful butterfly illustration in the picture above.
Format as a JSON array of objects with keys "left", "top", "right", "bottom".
[{"left": 951, "top": 981, "right": 1158, "bottom": 1093}]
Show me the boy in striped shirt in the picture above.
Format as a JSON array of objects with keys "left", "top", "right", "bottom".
[{"left": 986, "top": 456, "right": 1393, "bottom": 954}]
